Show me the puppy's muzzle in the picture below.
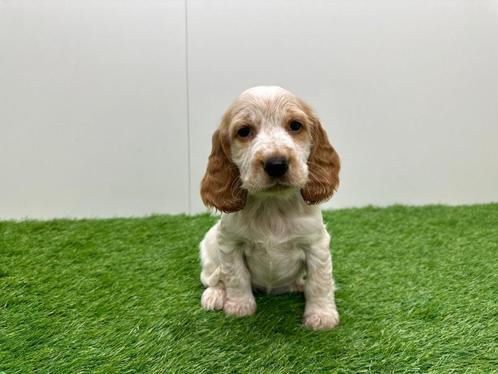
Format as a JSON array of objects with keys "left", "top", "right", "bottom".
[{"left": 264, "top": 157, "right": 288, "bottom": 178}]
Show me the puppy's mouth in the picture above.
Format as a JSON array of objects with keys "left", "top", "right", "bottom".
[{"left": 264, "top": 181, "right": 293, "bottom": 192}]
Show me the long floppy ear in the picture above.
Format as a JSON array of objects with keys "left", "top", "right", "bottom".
[
  {"left": 200, "top": 127, "right": 247, "bottom": 213},
  {"left": 301, "top": 107, "right": 340, "bottom": 204}
]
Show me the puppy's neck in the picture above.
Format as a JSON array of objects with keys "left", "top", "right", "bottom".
[
  {"left": 219, "top": 187, "right": 322, "bottom": 240},
  {"left": 240, "top": 188, "right": 312, "bottom": 217}
]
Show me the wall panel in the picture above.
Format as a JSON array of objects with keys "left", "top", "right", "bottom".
[
  {"left": 0, "top": 0, "right": 189, "bottom": 218},
  {"left": 188, "top": 0, "right": 498, "bottom": 212}
]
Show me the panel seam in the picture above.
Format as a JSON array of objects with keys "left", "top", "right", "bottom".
[{"left": 184, "top": 0, "right": 192, "bottom": 214}]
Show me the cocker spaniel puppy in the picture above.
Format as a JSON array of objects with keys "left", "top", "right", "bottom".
[{"left": 199, "top": 86, "right": 340, "bottom": 330}]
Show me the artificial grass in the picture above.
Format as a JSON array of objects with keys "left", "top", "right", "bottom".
[{"left": 1, "top": 204, "right": 497, "bottom": 373}]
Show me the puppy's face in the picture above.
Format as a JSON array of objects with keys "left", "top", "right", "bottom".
[
  {"left": 228, "top": 86, "right": 311, "bottom": 194},
  {"left": 201, "top": 86, "right": 340, "bottom": 213}
]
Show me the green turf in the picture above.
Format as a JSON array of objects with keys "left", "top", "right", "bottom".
[{"left": 1, "top": 204, "right": 497, "bottom": 373}]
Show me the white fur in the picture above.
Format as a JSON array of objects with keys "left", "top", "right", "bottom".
[{"left": 200, "top": 86, "right": 339, "bottom": 330}]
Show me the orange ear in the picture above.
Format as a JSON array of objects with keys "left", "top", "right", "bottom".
[
  {"left": 200, "top": 128, "right": 247, "bottom": 213},
  {"left": 301, "top": 109, "right": 340, "bottom": 204}
]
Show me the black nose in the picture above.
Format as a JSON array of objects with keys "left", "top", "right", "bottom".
[{"left": 264, "top": 157, "right": 288, "bottom": 177}]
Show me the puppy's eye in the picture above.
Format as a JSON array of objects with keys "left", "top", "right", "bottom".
[
  {"left": 289, "top": 121, "right": 303, "bottom": 132},
  {"left": 237, "top": 126, "right": 252, "bottom": 138}
]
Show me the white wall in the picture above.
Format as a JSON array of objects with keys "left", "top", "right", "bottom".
[
  {"left": 1, "top": 0, "right": 497, "bottom": 219},
  {"left": 1, "top": 0, "right": 189, "bottom": 218}
]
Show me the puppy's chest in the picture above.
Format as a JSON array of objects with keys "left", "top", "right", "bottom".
[
  {"left": 244, "top": 236, "right": 303, "bottom": 257},
  {"left": 242, "top": 239, "right": 306, "bottom": 290},
  {"left": 239, "top": 212, "right": 312, "bottom": 255}
]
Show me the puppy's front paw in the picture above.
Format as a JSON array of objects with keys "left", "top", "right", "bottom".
[
  {"left": 303, "top": 307, "right": 339, "bottom": 330},
  {"left": 201, "top": 287, "right": 225, "bottom": 311},
  {"left": 223, "top": 296, "right": 256, "bottom": 317}
]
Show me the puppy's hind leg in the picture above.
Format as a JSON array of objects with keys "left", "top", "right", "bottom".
[
  {"left": 201, "top": 269, "right": 226, "bottom": 311},
  {"left": 288, "top": 276, "right": 306, "bottom": 293},
  {"left": 201, "top": 285, "right": 225, "bottom": 311},
  {"left": 200, "top": 227, "right": 226, "bottom": 311}
]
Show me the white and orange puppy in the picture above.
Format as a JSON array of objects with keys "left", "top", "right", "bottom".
[{"left": 199, "top": 86, "right": 341, "bottom": 330}]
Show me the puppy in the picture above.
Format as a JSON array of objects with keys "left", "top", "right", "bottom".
[{"left": 199, "top": 86, "right": 340, "bottom": 330}]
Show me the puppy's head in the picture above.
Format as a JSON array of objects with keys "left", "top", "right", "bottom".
[{"left": 201, "top": 86, "right": 340, "bottom": 213}]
